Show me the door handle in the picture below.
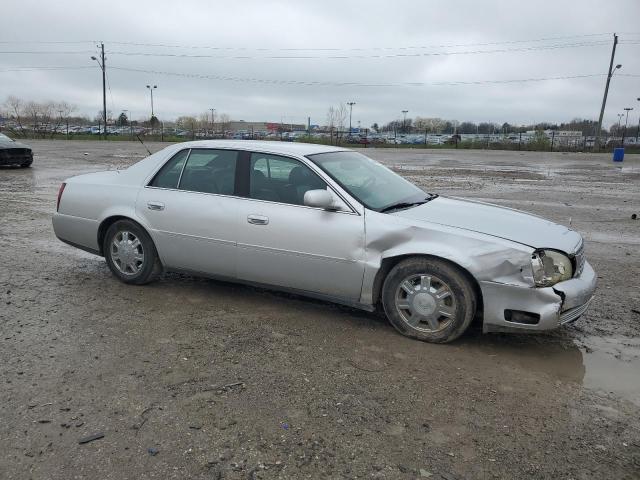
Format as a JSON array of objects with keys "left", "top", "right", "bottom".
[
  {"left": 247, "top": 214, "right": 269, "bottom": 225},
  {"left": 147, "top": 201, "right": 165, "bottom": 211}
]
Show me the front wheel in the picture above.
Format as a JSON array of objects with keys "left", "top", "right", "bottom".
[
  {"left": 382, "top": 257, "right": 476, "bottom": 343},
  {"left": 103, "top": 220, "right": 162, "bottom": 285}
]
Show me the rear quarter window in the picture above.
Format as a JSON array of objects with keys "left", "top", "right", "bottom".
[{"left": 149, "top": 149, "right": 190, "bottom": 188}]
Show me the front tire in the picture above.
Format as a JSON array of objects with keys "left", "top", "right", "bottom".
[
  {"left": 382, "top": 257, "right": 476, "bottom": 343},
  {"left": 103, "top": 220, "right": 162, "bottom": 285}
]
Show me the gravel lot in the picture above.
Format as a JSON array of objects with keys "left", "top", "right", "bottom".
[{"left": 1, "top": 140, "right": 639, "bottom": 479}]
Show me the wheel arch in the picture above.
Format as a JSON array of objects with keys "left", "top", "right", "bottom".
[
  {"left": 371, "top": 253, "right": 484, "bottom": 323},
  {"left": 97, "top": 215, "right": 154, "bottom": 257}
]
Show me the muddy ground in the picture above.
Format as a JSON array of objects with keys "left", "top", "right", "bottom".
[{"left": 1, "top": 140, "right": 639, "bottom": 480}]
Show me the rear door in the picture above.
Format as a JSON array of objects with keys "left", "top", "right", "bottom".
[
  {"left": 235, "top": 152, "right": 366, "bottom": 300},
  {"left": 136, "top": 148, "right": 241, "bottom": 278}
]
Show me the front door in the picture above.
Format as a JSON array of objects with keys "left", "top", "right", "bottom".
[
  {"left": 236, "top": 152, "right": 365, "bottom": 300},
  {"left": 136, "top": 148, "right": 240, "bottom": 278}
]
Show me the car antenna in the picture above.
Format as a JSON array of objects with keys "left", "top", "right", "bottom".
[{"left": 135, "top": 134, "right": 152, "bottom": 155}]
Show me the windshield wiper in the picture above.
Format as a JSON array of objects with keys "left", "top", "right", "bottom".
[{"left": 380, "top": 194, "right": 438, "bottom": 213}]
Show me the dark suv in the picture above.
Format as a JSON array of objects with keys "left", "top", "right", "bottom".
[{"left": 0, "top": 133, "right": 33, "bottom": 167}]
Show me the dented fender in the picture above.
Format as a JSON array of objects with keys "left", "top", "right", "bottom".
[{"left": 360, "top": 210, "right": 535, "bottom": 305}]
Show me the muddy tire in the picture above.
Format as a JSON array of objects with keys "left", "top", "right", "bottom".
[
  {"left": 382, "top": 257, "right": 476, "bottom": 343},
  {"left": 103, "top": 220, "right": 162, "bottom": 285}
]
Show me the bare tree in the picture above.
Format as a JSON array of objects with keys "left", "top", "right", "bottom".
[
  {"left": 218, "top": 113, "right": 231, "bottom": 133},
  {"left": 50, "top": 101, "right": 75, "bottom": 137},
  {"left": 425, "top": 117, "right": 446, "bottom": 134},
  {"left": 325, "top": 106, "right": 335, "bottom": 129},
  {"left": 335, "top": 103, "right": 348, "bottom": 134},
  {"left": 198, "top": 112, "right": 209, "bottom": 133},
  {"left": 175, "top": 116, "right": 198, "bottom": 130},
  {"left": 4, "top": 96, "right": 25, "bottom": 136}
]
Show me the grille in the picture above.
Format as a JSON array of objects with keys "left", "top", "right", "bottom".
[
  {"left": 560, "top": 296, "right": 593, "bottom": 324},
  {"left": 572, "top": 242, "right": 586, "bottom": 277}
]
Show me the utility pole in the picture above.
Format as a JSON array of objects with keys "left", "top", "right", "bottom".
[
  {"left": 90, "top": 43, "right": 107, "bottom": 140},
  {"left": 594, "top": 34, "right": 620, "bottom": 151},
  {"left": 347, "top": 102, "right": 356, "bottom": 135},
  {"left": 402, "top": 110, "right": 408, "bottom": 134},
  {"left": 622, "top": 107, "right": 633, "bottom": 146},
  {"left": 101, "top": 43, "right": 106, "bottom": 139}
]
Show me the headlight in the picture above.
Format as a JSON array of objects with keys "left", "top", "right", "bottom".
[{"left": 531, "top": 250, "right": 573, "bottom": 287}]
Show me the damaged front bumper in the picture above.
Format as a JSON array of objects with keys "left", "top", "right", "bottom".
[{"left": 480, "top": 261, "right": 597, "bottom": 333}]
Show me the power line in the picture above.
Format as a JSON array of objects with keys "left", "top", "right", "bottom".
[
  {"left": 0, "top": 65, "right": 623, "bottom": 85},
  {"left": 0, "top": 50, "right": 96, "bottom": 55},
  {"left": 0, "top": 41, "right": 96, "bottom": 45},
  {"left": 109, "top": 65, "right": 607, "bottom": 87},
  {"left": 104, "top": 41, "right": 610, "bottom": 59},
  {"left": 0, "top": 33, "right": 619, "bottom": 50},
  {"left": 0, "top": 41, "right": 611, "bottom": 59},
  {"left": 0, "top": 66, "right": 94, "bottom": 72},
  {"left": 103, "top": 33, "right": 616, "bottom": 51}
]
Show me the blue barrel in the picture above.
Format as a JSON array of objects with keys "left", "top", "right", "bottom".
[{"left": 613, "top": 147, "right": 625, "bottom": 162}]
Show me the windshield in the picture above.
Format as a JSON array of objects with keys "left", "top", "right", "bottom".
[
  {"left": 0, "top": 133, "right": 14, "bottom": 142},
  {"left": 307, "top": 150, "right": 427, "bottom": 211}
]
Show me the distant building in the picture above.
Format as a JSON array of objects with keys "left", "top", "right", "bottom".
[{"left": 226, "top": 120, "right": 306, "bottom": 133}]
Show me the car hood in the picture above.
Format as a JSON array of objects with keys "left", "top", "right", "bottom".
[
  {"left": 0, "top": 139, "right": 31, "bottom": 150},
  {"left": 392, "top": 196, "right": 582, "bottom": 253}
]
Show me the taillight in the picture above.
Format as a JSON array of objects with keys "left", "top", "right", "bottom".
[{"left": 57, "top": 183, "right": 66, "bottom": 212}]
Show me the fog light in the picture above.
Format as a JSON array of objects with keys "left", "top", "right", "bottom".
[{"left": 504, "top": 309, "right": 540, "bottom": 325}]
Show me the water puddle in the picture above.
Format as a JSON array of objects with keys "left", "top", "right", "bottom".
[
  {"left": 461, "top": 333, "right": 640, "bottom": 406},
  {"left": 577, "top": 335, "right": 640, "bottom": 406}
]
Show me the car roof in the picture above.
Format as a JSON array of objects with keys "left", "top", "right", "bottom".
[{"left": 174, "top": 140, "right": 349, "bottom": 156}]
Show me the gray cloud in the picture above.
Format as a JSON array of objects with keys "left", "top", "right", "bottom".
[{"left": 1, "top": 0, "right": 639, "bottom": 129}]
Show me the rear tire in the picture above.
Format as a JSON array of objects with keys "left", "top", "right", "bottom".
[
  {"left": 103, "top": 220, "right": 162, "bottom": 285},
  {"left": 382, "top": 257, "right": 476, "bottom": 343},
  {"left": 20, "top": 161, "right": 32, "bottom": 168}
]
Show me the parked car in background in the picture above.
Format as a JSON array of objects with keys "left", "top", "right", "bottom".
[
  {"left": 53, "top": 141, "right": 596, "bottom": 343},
  {"left": 0, "top": 133, "right": 33, "bottom": 167}
]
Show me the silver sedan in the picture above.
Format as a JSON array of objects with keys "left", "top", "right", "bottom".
[{"left": 53, "top": 141, "right": 596, "bottom": 343}]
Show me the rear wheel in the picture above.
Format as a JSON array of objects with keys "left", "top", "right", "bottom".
[
  {"left": 103, "top": 220, "right": 162, "bottom": 284},
  {"left": 20, "top": 161, "right": 32, "bottom": 168},
  {"left": 382, "top": 257, "right": 476, "bottom": 343}
]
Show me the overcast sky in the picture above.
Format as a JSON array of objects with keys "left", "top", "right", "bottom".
[{"left": 1, "top": 0, "right": 639, "bottom": 129}]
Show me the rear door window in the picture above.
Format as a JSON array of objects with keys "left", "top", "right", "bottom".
[{"left": 178, "top": 149, "right": 238, "bottom": 195}]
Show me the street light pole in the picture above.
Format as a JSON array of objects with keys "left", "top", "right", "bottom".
[
  {"left": 122, "top": 109, "right": 131, "bottom": 139},
  {"left": 146, "top": 85, "right": 157, "bottom": 118},
  {"left": 57, "top": 109, "right": 64, "bottom": 137},
  {"left": 146, "top": 85, "right": 157, "bottom": 134},
  {"left": 622, "top": 107, "right": 633, "bottom": 146},
  {"left": 402, "top": 110, "right": 408, "bottom": 133},
  {"left": 90, "top": 43, "right": 107, "bottom": 140},
  {"left": 347, "top": 102, "right": 356, "bottom": 135},
  {"left": 210, "top": 108, "right": 216, "bottom": 137},
  {"left": 637, "top": 98, "right": 640, "bottom": 143},
  {"left": 616, "top": 113, "right": 623, "bottom": 145}
]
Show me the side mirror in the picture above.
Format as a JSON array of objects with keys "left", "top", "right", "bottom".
[{"left": 304, "top": 189, "right": 334, "bottom": 210}]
